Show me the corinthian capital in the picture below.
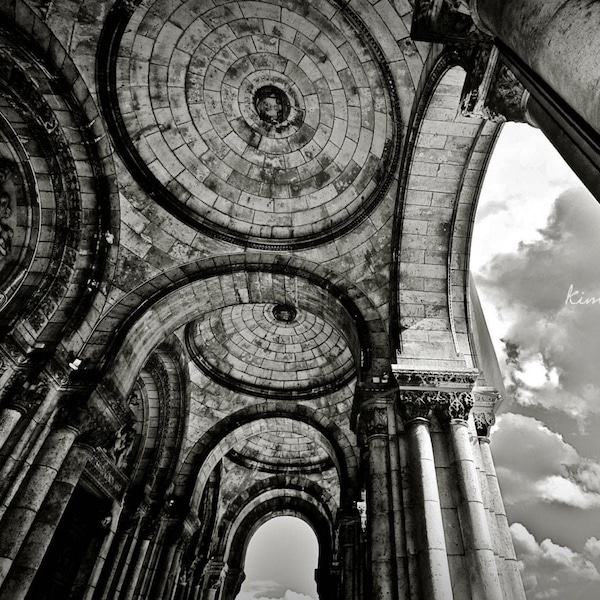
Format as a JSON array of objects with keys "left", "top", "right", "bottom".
[
  {"left": 398, "top": 390, "right": 438, "bottom": 422},
  {"left": 436, "top": 391, "right": 474, "bottom": 423}
]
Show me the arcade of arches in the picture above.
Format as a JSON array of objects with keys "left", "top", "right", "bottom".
[{"left": 0, "top": 0, "right": 598, "bottom": 599}]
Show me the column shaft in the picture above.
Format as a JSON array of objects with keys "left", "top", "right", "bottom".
[
  {"left": 365, "top": 435, "right": 396, "bottom": 600},
  {"left": 0, "top": 426, "right": 77, "bottom": 583},
  {"left": 81, "top": 502, "right": 122, "bottom": 600},
  {"left": 122, "top": 538, "right": 150, "bottom": 600},
  {"left": 449, "top": 421, "right": 502, "bottom": 600},
  {"left": 407, "top": 420, "right": 453, "bottom": 600},
  {"left": 0, "top": 409, "right": 22, "bottom": 451},
  {"left": 0, "top": 444, "right": 90, "bottom": 600},
  {"left": 479, "top": 439, "right": 527, "bottom": 600}
]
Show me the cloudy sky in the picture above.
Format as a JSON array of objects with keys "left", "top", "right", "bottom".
[
  {"left": 473, "top": 123, "right": 600, "bottom": 600},
  {"left": 236, "top": 123, "right": 600, "bottom": 600}
]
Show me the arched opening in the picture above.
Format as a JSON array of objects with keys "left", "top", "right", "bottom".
[
  {"left": 470, "top": 122, "right": 600, "bottom": 600},
  {"left": 235, "top": 516, "right": 319, "bottom": 600}
]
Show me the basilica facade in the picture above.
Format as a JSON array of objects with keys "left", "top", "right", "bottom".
[{"left": 0, "top": 0, "right": 597, "bottom": 598}]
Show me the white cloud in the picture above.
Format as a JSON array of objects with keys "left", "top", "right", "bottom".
[
  {"left": 491, "top": 414, "right": 600, "bottom": 508},
  {"left": 584, "top": 537, "right": 600, "bottom": 560},
  {"left": 511, "top": 523, "right": 600, "bottom": 600},
  {"left": 236, "top": 580, "right": 316, "bottom": 600},
  {"left": 474, "top": 184, "right": 600, "bottom": 423},
  {"left": 236, "top": 590, "right": 315, "bottom": 600}
]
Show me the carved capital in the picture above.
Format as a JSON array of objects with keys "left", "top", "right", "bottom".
[
  {"left": 6, "top": 376, "right": 50, "bottom": 415},
  {"left": 394, "top": 368, "right": 478, "bottom": 426},
  {"left": 461, "top": 44, "right": 532, "bottom": 123},
  {"left": 358, "top": 403, "right": 389, "bottom": 442},
  {"left": 398, "top": 390, "right": 438, "bottom": 422},
  {"left": 436, "top": 391, "right": 474, "bottom": 423},
  {"left": 472, "top": 388, "right": 501, "bottom": 437},
  {"left": 56, "top": 401, "right": 116, "bottom": 446}
]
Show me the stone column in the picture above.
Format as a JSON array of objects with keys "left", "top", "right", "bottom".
[
  {"left": 473, "top": 405, "right": 527, "bottom": 600},
  {"left": 337, "top": 509, "right": 362, "bottom": 600},
  {"left": 358, "top": 399, "right": 397, "bottom": 600},
  {"left": 81, "top": 501, "right": 122, "bottom": 600},
  {"left": 151, "top": 525, "right": 183, "bottom": 600},
  {"left": 398, "top": 391, "right": 453, "bottom": 600},
  {"left": 0, "top": 377, "right": 50, "bottom": 450},
  {"left": 0, "top": 443, "right": 92, "bottom": 600},
  {"left": 219, "top": 566, "right": 245, "bottom": 600},
  {"left": 439, "top": 392, "right": 503, "bottom": 600},
  {"left": 0, "top": 424, "right": 79, "bottom": 584},
  {"left": 471, "top": 0, "right": 600, "bottom": 135}
]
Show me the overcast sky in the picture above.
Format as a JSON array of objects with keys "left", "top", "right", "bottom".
[{"left": 236, "top": 123, "right": 600, "bottom": 600}]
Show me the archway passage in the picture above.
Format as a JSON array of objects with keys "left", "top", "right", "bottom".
[{"left": 235, "top": 517, "right": 318, "bottom": 600}]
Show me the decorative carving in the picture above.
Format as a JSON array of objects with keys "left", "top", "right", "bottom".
[
  {"left": 461, "top": 44, "right": 532, "bottom": 123},
  {"left": 6, "top": 376, "right": 50, "bottom": 414},
  {"left": 56, "top": 401, "right": 116, "bottom": 446},
  {"left": 105, "top": 423, "right": 136, "bottom": 469},
  {"left": 393, "top": 369, "right": 479, "bottom": 388},
  {"left": 398, "top": 390, "right": 439, "bottom": 422},
  {"left": 358, "top": 404, "right": 388, "bottom": 441},
  {"left": 437, "top": 391, "right": 474, "bottom": 422},
  {"left": 0, "top": 159, "right": 15, "bottom": 259},
  {"left": 472, "top": 388, "right": 501, "bottom": 437},
  {"left": 473, "top": 411, "right": 496, "bottom": 437},
  {"left": 83, "top": 448, "right": 129, "bottom": 500}
]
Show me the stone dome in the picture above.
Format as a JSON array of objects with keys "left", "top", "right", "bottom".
[{"left": 110, "top": 0, "right": 400, "bottom": 248}]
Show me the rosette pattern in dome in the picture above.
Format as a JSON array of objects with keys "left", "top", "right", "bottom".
[
  {"left": 105, "top": 0, "right": 400, "bottom": 248},
  {"left": 186, "top": 303, "right": 356, "bottom": 399}
]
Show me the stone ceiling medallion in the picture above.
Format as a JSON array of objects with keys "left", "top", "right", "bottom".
[{"left": 107, "top": 0, "right": 401, "bottom": 248}]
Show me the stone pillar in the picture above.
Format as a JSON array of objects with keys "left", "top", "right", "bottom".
[
  {"left": 0, "top": 376, "right": 51, "bottom": 450},
  {"left": 473, "top": 401, "right": 527, "bottom": 600},
  {"left": 0, "top": 424, "right": 79, "bottom": 583},
  {"left": 199, "top": 559, "right": 225, "bottom": 600},
  {"left": 81, "top": 501, "right": 123, "bottom": 600},
  {"left": 398, "top": 391, "right": 452, "bottom": 600},
  {"left": 358, "top": 399, "right": 397, "bottom": 600},
  {"left": 439, "top": 392, "right": 503, "bottom": 600},
  {"left": 471, "top": 0, "right": 600, "bottom": 135},
  {"left": 0, "top": 443, "right": 92, "bottom": 600},
  {"left": 337, "top": 509, "right": 362, "bottom": 600},
  {"left": 219, "top": 566, "right": 245, "bottom": 600}
]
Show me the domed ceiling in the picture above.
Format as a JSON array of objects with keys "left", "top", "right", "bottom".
[
  {"left": 186, "top": 302, "right": 356, "bottom": 399},
  {"left": 228, "top": 424, "right": 333, "bottom": 472},
  {"left": 105, "top": 0, "right": 400, "bottom": 248}
]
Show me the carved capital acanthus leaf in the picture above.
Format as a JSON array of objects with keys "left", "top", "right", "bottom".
[
  {"left": 437, "top": 391, "right": 474, "bottom": 422},
  {"left": 398, "top": 390, "right": 438, "bottom": 422}
]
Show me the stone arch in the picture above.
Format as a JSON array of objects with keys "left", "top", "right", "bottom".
[
  {"left": 0, "top": 1, "right": 119, "bottom": 350},
  {"left": 176, "top": 401, "right": 359, "bottom": 510},
  {"left": 223, "top": 495, "right": 335, "bottom": 595},
  {"left": 215, "top": 474, "right": 338, "bottom": 550},
  {"left": 83, "top": 253, "right": 390, "bottom": 400},
  {"left": 392, "top": 47, "right": 501, "bottom": 371}
]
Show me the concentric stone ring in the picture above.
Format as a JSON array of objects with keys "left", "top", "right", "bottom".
[
  {"left": 108, "top": 0, "right": 400, "bottom": 247},
  {"left": 186, "top": 303, "right": 356, "bottom": 399}
]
